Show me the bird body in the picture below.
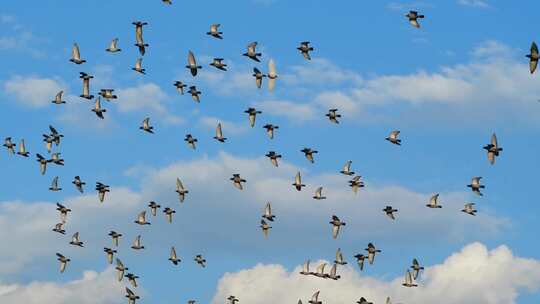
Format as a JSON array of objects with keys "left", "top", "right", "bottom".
[
  {"left": 297, "top": 42, "right": 314, "bottom": 60},
  {"left": 292, "top": 172, "right": 306, "bottom": 191}
]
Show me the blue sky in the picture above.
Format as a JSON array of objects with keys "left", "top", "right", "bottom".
[{"left": 0, "top": 0, "right": 540, "bottom": 303}]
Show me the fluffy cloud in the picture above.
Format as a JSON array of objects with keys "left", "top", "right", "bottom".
[
  {"left": 212, "top": 242, "right": 540, "bottom": 304},
  {"left": 3, "top": 76, "right": 64, "bottom": 108}
]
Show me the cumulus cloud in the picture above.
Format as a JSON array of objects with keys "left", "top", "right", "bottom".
[
  {"left": 3, "top": 76, "right": 64, "bottom": 108},
  {"left": 212, "top": 242, "right": 540, "bottom": 304}
]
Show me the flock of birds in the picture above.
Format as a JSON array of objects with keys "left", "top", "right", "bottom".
[{"left": 7, "top": 4, "right": 537, "bottom": 304}]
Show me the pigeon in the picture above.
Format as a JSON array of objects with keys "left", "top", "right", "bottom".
[
  {"left": 214, "top": 123, "right": 227, "bottom": 142},
  {"left": 104, "top": 248, "right": 117, "bottom": 264},
  {"left": 300, "top": 260, "right": 313, "bottom": 275},
  {"left": 526, "top": 42, "right": 539, "bottom": 74},
  {"left": 410, "top": 258, "right": 424, "bottom": 280},
  {"left": 50, "top": 153, "right": 64, "bottom": 166},
  {"left": 69, "top": 43, "right": 86, "bottom": 64},
  {"left": 406, "top": 10, "right": 424, "bottom": 28},
  {"left": 462, "top": 203, "right": 477, "bottom": 216},
  {"left": 340, "top": 161, "right": 354, "bottom": 175},
  {"left": 125, "top": 287, "right": 140, "bottom": 304},
  {"left": 105, "top": 38, "right": 121, "bottom": 53},
  {"left": 140, "top": 117, "right": 154, "bottom": 133},
  {"left": 52, "top": 91, "right": 66, "bottom": 104},
  {"left": 383, "top": 206, "right": 398, "bottom": 220},
  {"left": 230, "top": 174, "right": 246, "bottom": 190},
  {"left": 176, "top": 178, "right": 189, "bottom": 203},
  {"left": 260, "top": 219, "right": 271, "bottom": 238},
  {"left": 268, "top": 59, "right": 278, "bottom": 91},
  {"left": 365, "top": 243, "right": 381, "bottom": 265},
  {"left": 262, "top": 202, "right": 276, "bottom": 221},
  {"left": 354, "top": 254, "right": 366, "bottom": 271},
  {"left": 356, "top": 297, "right": 373, "bottom": 304},
  {"left": 132, "top": 58, "right": 146, "bottom": 74},
  {"left": 313, "top": 187, "right": 326, "bottom": 200},
  {"left": 134, "top": 211, "right": 151, "bottom": 225},
  {"left": 301, "top": 148, "right": 318, "bottom": 163},
  {"left": 252, "top": 67, "right": 266, "bottom": 88},
  {"left": 326, "top": 109, "right": 341, "bottom": 124},
  {"left": 43, "top": 135, "right": 54, "bottom": 153},
  {"left": 169, "top": 246, "right": 181, "bottom": 265},
  {"left": 186, "top": 51, "right": 202, "bottom": 76},
  {"left": 148, "top": 201, "right": 161, "bottom": 216},
  {"left": 385, "top": 130, "right": 401, "bottom": 145},
  {"left": 3, "top": 137, "right": 16, "bottom": 154},
  {"left": 263, "top": 124, "right": 279, "bottom": 139},
  {"left": 483, "top": 133, "right": 503, "bottom": 165},
  {"left": 210, "top": 58, "right": 227, "bottom": 71},
  {"left": 72, "top": 176, "right": 86, "bottom": 193},
  {"left": 79, "top": 72, "right": 94, "bottom": 99},
  {"left": 349, "top": 176, "right": 365, "bottom": 194},
  {"left": 96, "top": 182, "right": 110, "bottom": 203},
  {"left": 330, "top": 215, "right": 346, "bottom": 239},
  {"left": 163, "top": 207, "right": 176, "bottom": 223},
  {"left": 98, "top": 89, "right": 117, "bottom": 101},
  {"left": 56, "top": 253, "right": 70, "bottom": 273},
  {"left": 227, "top": 296, "right": 239, "bottom": 304},
  {"left": 335, "top": 248, "right": 347, "bottom": 265},
  {"left": 173, "top": 81, "right": 187, "bottom": 95},
  {"left": 52, "top": 222, "right": 66, "bottom": 234},
  {"left": 49, "top": 176, "right": 62, "bottom": 191},
  {"left": 131, "top": 235, "right": 145, "bottom": 250},
  {"left": 308, "top": 291, "right": 322, "bottom": 304},
  {"left": 36, "top": 153, "right": 50, "bottom": 175},
  {"left": 243, "top": 42, "right": 261, "bottom": 62},
  {"left": 133, "top": 21, "right": 149, "bottom": 56},
  {"left": 265, "top": 151, "right": 282, "bottom": 167},
  {"left": 194, "top": 254, "right": 206, "bottom": 267},
  {"left": 69, "top": 232, "right": 84, "bottom": 247},
  {"left": 91, "top": 97, "right": 106, "bottom": 119},
  {"left": 48, "top": 125, "right": 64, "bottom": 146},
  {"left": 292, "top": 172, "right": 306, "bottom": 191},
  {"left": 467, "top": 177, "right": 485, "bottom": 196},
  {"left": 402, "top": 269, "right": 418, "bottom": 287},
  {"left": 426, "top": 193, "right": 442, "bottom": 208},
  {"left": 328, "top": 263, "right": 341, "bottom": 280},
  {"left": 16, "top": 139, "right": 29, "bottom": 157},
  {"left": 162, "top": 0, "right": 172, "bottom": 4},
  {"left": 109, "top": 231, "right": 122, "bottom": 247},
  {"left": 314, "top": 263, "right": 328, "bottom": 278},
  {"left": 189, "top": 86, "right": 201, "bottom": 103},
  {"left": 116, "top": 258, "right": 128, "bottom": 281},
  {"left": 297, "top": 42, "right": 314, "bottom": 60},
  {"left": 184, "top": 134, "right": 198, "bottom": 149},
  {"left": 125, "top": 273, "right": 139, "bottom": 288},
  {"left": 245, "top": 108, "right": 262, "bottom": 127},
  {"left": 56, "top": 202, "right": 71, "bottom": 222},
  {"left": 207, "top": 24, "right": 223, "bottom": 39}
]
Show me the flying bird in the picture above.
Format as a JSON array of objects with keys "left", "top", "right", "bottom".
[
  {"left": 335, "top": 248, "right": 347, "bottom": 265},
  {"left": 169, "top": 247, "right": 181, "bottom": 265},
  {"left": 263, "top": 124, "right": 278, "bottom": 139},
  {"left": 330, "top": 215, "right": 346, "bottom": 239},
  {"left": 349, "top": 176, "right": 365, "bottom": 194},
  {"left": 148, "top": 201, "right": 161, "bottom": 216},
  {"left": 176, "top": 178, "right": 189, "bottom": 203},
  {"left": 207, "top": 24, "right": 223, "bottom": 39},
  {"left": 163, "top": 207, "right": 176, "bottom": 223},
  {"left": 210, "top": 58, "right": 227, "bottom": 71},
  {"left": 483, "top": 133, "right": 503, "bottom": 165},
  {"left": 69, "top": 232, "right": 84, "bottom": 247},
  {"left": 405, "top": 10, "right": 424, "bottom": 28},
  {"left": 325, "top": 109, "right": 341, "bottom": 124},
  {"left": 194, "top": 254, "right": 207, "bottom": 267},
  {"left": 174, "top": 81, "right": 187, "bottom": 94},
  {"left": 301, "top": 148, "right": 318, "bottom": 163},
  {"left": 328, "top": 263, "right": 341, "bottom": 280},
  {"left": 314, "top": 263, "right": 328, "bottom": 278},
  {"left": 131, "top": 235, "right": 145, "bottom": 250},
  {"left": 56, "top": 202, "right": 71, "bottom": 222},
  {"left": 49, "top": 176, "right": 62, "bottom": 191},
  {"left": 214, "top": 123, "right": 227, "bottom": 142},
  {"left": 109, "top": 231, "right": 122, "bottom": 247},
  {"left": 116, "top": 258, "right": 128, "bottom": 281},
  {"left": 98, "top": 89, "right": 117, "bottom": 101},
  {"left": 252, "top": 67, "right": 266, "bottom": 88},
  {"left": 52, "top": 222, "right": 66, "bottom": 234},
  {"left": 292, "top": 172, "right": 306, "bottom": 191},
  {"left": 262, "top": 202, "right": 276, "bottom": 221},
  {"left": 140, "top": 117, "right": 154, "bottom": 133},
  {"left": 16, "top": 139, "right": 29, "bottom": 157},
  {"left": 133, "top": 21, "right": 149, "bottom": 56},
  {"left": 365, "top": 243, "right": 381, "bottom": 265},
  {"left": 354, "top": 254, "right": 366, "bottom": 271},
  {"left": 189, "top": 86, "right": 201, "bottom": 103},
  {"left": 410, "top": 258, "right": 424, "bottom": 280},
  {"left": 265, "top": 151, "right": 282, "bottom": 167},
  {"left": 72, "top": 176, "right": 86, "bottom": 193},
  {"left": 79, "top": 72, "right": 94, "bottom": 100},
  {"left": 297, "top": 42, "right": 314, "bottom": 60},
  {"left": 92, "top": 97, "right": 106, "bottom": 119},
  {"left": 125, "top": 273, "right": 139, "bottom": 288},
  {"left": 186, "top": 51, "right": 202, "bottom": 76},
  {"left": 313, "top": 187, "right": 326, "bottom": 200},
  {"left": 244, "top": 108, "right": 262, "bottom": 127},
  {"left": 526, "top": 41, "right": 539, "bottom": 74},
  {"left": 385, "top": 130, "right": 402, "bottom": 145},
  {"left": 268, "top": 59, "right": 278, "bottom": 91},
  {"left": 52, "top": 91, "right": 66, "bottom": 104},
  {"left": 340, "top": 161, "right": 354, "bottom": 175},
  {"left": 105, "top": 38, "right": 121, "bottom": 53},
  {"left": 56, "top": 253, "right": 70, "bottom": 273},
  {"left": 134, "top": 211, "right": 151, "bottom": 225},
  {"left": 243, "top": 42, "right": 262, "bottom": 62},
  {"left": 3, "top": 137, "right": 16, "bottom": 154},
  {"left": 467, "top": 177, "right": 485, "bottom": 196},
  {"left": 383, "top": 206, "right": 398, "bottom": 220},
  {"left": 125, "top": 287, "right": 140, "bottom": 304},
  {"left": 132, "top": 58, "right": 146, "bottom": 74},
  {"left": 69, "top": 43, "right": 86, "bottom": 64},
  {"left": 426, "top": 193, "right": 443, "bottom": 208},
  {"left": 308, "top": 291, "right": 322, "bottom": 304},
  {"left": 184, "top": 134, "right": 198, "bottom": 149},
  {"left": 402, "top": 269, "right": 418, "bottom": 287},
  {"left": 260, "top": 219, "right": 271, "bottom": 238},
  {"left": 104, "top": 248, "right": 117, "bottom": 264},
  {"left": 462, "top": 203, "right": 477, "bottom": 216},
  {"left": 96, "top": 182, "right": 110, "bottom": 203},
  {"left": 300, "top": 260, "right": 313, "bottom": 275},
  {"left": 356, "top": 297, "right": 373, "bottom": 304},
  {"left": 36, "top": 153, "right": 50, "bottom": 175},
  {"left": 230, "top": 174, "right": 246, "bottom": 190},
  {"left": 50, "top": 152, "right": 64, "bottom": 166}
]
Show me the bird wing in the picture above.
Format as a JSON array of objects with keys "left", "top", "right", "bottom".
[
  {"left": 135, "top": 58, "right": 142, "bottom": 69},
  {"left": 311, "top": 291, "right": 320, "bottom": 302},
  {"left": 265, "top": 202, "right": 271, "bottom": 217},
  {"left": 171, "top": 247, "right": 177, "bottom": 259},
  {"left": 295, "top": 172, "right": 301, "bottom": 184},
  {"left": 138, "top": 211, "right": 146, "bottom": 223},
  {"left": 72, "top": 43, "right": 81, "bottom": 60},
  {"left": 71, "top": 232, "right": 79, "bottom": 243},
  {"left": 268, "top": 59, "right": 277, "bottom": 77},
  {"left": 60, "top": 260, "right": 67, "bottom": 273},
  {"left": 188, "top": 51, "right": 196, "bottom": 67},
  {"left": 247, "top": 42, "right": 257, "bottom": 54},
  {"left": 491, "top": 133, "right": 498, "bottom": 147},
  {"left": 332, "top": 225, "right": 340, "bottom": 239},
  {"left": 216, "top": 123, "right": 223, "bottom": 138},
  {"left": 110, "top": 38, "right": 118, "bottom": 49},
  {"left": 135, "top": 25, "right": 144, "bottom": 44},
  {"left": 315, "top": 187, "right": 322, "bottom": 198}
]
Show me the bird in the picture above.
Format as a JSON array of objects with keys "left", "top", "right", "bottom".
[
  {"left": 104, "top": 248, "right": 117, "bottom": 264},
  {"left": 252, "top": 67, "right": 266, "bottom": 89},
  {"left": 426, "top": 193, "right": 443, "bottom": 208},
  {"left": 140, "top": 117, "right": 154, "bottom": 133},
  {"left": 116, "top": 258, "right": 128, "bottom": 281},
  {"left": 365, "top": 243, "right": 381, "bottom": 265},
  {"left": 300, "top": 260, "right": 313, "bottom": 275},
  {"left": 169, "top": 247, "right": 181, "bottom": 265},
  {"left": 340, "top": 161, "right": 354, "bottom": 175},
  {"left": 526, "top": 42, "right": 539, "bottom": 74},
  {"left": 356, "top": 297, "right": 373, "bottom": 304},
  {"left": 189, "top": 86, "right": 201, "bottom": 102},
  {"left": 260, "top": 219, "right": 271, "bottom": 238},
  {"left": 109, "top": 231, "right": 122, "bottom": 247},
  {"left": 79, "top": 72, "right": 94, "bottom": 99},
  {"left": 314, "top": 263, "right": 328, "bottom": 278},
  {"left": 462, "top": 203, "right": 477, "bottom": 216},
  {"left": 308, "top": 291, "right": 322, "bottom": 304},
  {"left": 383, "top": 206, "right": 398, "bottom": 220},
  {"left": 385, "top": 130, "right": 401, "bottom": 145},
  {"left": 36, "top": 153, "right": 50, "bottom": 175},
  {"left": 51, "top": 91, "right": 66, "bottom": 104},
  {"left": 263, "top": 124, "right": 279, "bottom": 139},
  {"left": 52, "top": 222, "right": 66, "bottom": 234},
  {"left": 335, "top": 248, "right": 347, "bottom": 265},
  {"left": 96, "top": 182, "right": 110, "bottom": 203},
  {"left": 3, "top": 137, "right": 16, "bottom": 154},
  {"left": 410, "top": 258, "right": 424, "bottom": 280},
  {"left": 402, "top": 269, "right": 418, "bottom": 287},
  {"left": 265, "top": 151, "right": 282, "bottom": 167},
  {"left": 184, "top": 134, "right": 198, "bottom": 149},
  {"left": 210, "top": 58, "right": 227, "bottom": 71},
  {"left": 134, "top": 211, "right": 151, "bottom": 225},
  {"left": 162, "top": 0, "right": 172, "bottom": 4},
  {"left": 268, "top": 59, "right": 278, "bottom": 91},
  {"left": 125, "top": 287, "right": 140, "bottom": 304},
  {"left": 91, "top": 97, "right": 106, "bottom": 119},
  {"left": 313, "top": 187, "right": 326, "bottom": 200},
  {"left": 56, "top": 202, "right": 71, "bottom": 222},
  {"left": 230, "top": 174, "right": 246, "bottom": 190},
  {"left": 214, "top": 123, "right": 227, "bottom": 142},
  {"left": 125, "top": 273, "right": 139, "bottom": 288},
  {"left": 69, "top": 232, "right": 84, "bottom": 247},
  {"left": 262, "top": 202, "right": 276, "bottom": 221},
  {"left": 194, "top": 254, "right": 206, "bottom": 267},
  {"left": 186, "top": 50, "right": 202, "bottom": 76},
  {"left": 98, "top": 89, "right": 117, "bottom": 101},
  {"left": 49, "top": 176, "right": 62, "bottom": 191},
  {"left": 292, "top": 172, "right": 306, "bottom": 191},
  {"left": 132, "top": 58, "right": 146, "bottom": 74},
  {"left": 176, "top": 178, "right": 189, "bottom": 203},
  {"left": 69, "top": 43, "right": 86, "bottom": 64},
  {"left": 354, "top": 254, "right": 366, "bottom": 271},
  {"left": 133, "top": 21, "right": 149, "bottom": 56},
  {"left": 56, "top": 253, "right": 70, "bottom": 273},
  {"left": 330, "top": 215, "right": 346, "bottom": 239},
  {"left": 43, "top": 135, "right": 54, "bottom": 153},
  {"left": 349, "top": 176, "right": 365, "bottom": 194},
  {"left": 326, "top": 109, "right": 341, "bottom": 124},
  {"left": 245, "top": 108, "right": 262, "bottom": 127},
  {"left": 207, "top": 24, "right": 223, "bottom": 39},
  {"left": 131, "top": 235, "right": 145, "bottom": 250},
  {"left": 16, "top": 139, "right": 29, "bottom": 157},
  {"left": 297, "top": 42, "right": 314, "bottom": 60},
  {"left": 48, "top": 125, "right": 63, "bottom": 146},
  {"left": 243, "top": 42, "right": 261, "bottom": 62},
  {"left": 406, "top": 10, "right": 424, "bottom": 28},
  {"left": 163, "top": 207, "right": 176, "bottom": 223},
  {"left": 173, "top": 81, "right": 187, "bottom": 95},
  {"left": 483, "top": 133, "right": 503, "bottom": 165},
  {"left": 467, "top": 177, "right": 485, "bottom": 196},
  {"left": 301, "top": 148, "right": 318, "bottom": 163},
  {"left": 50, "top": 153, "right": 64, "bottom": 166},
  {"left": 227, "top": 296, "right": 239, "bottom": 304},
  {"left": 328, "top": 263, "right": 340, "bottom": 280},
  {"left": 72, "top": 176, "right": 86, "bottom": 193},
  {"left": 148, "top": 201, "right": 161, "bottom": 216},
  {"left": 105, "top": 38, "right": 121, "bottom": 53}
]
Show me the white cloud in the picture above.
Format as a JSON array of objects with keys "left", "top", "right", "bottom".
[
  {"left": 212, "top": 242, "right": 540, "bottom": 304},
  {"left": 281, "top": 58, "right": 362, "bottom": 87},
  {"left": 458, "top": 0, "right": 490, "bottom": 8},
  {"left": 198, "top": 116, "right": 249, "bottom": 136},
  {"left": 255, "top": 100, "right": 318, "bottom": 122},
  {"left": 3, "top": 76, "right": 64, "bottom": 108}
]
